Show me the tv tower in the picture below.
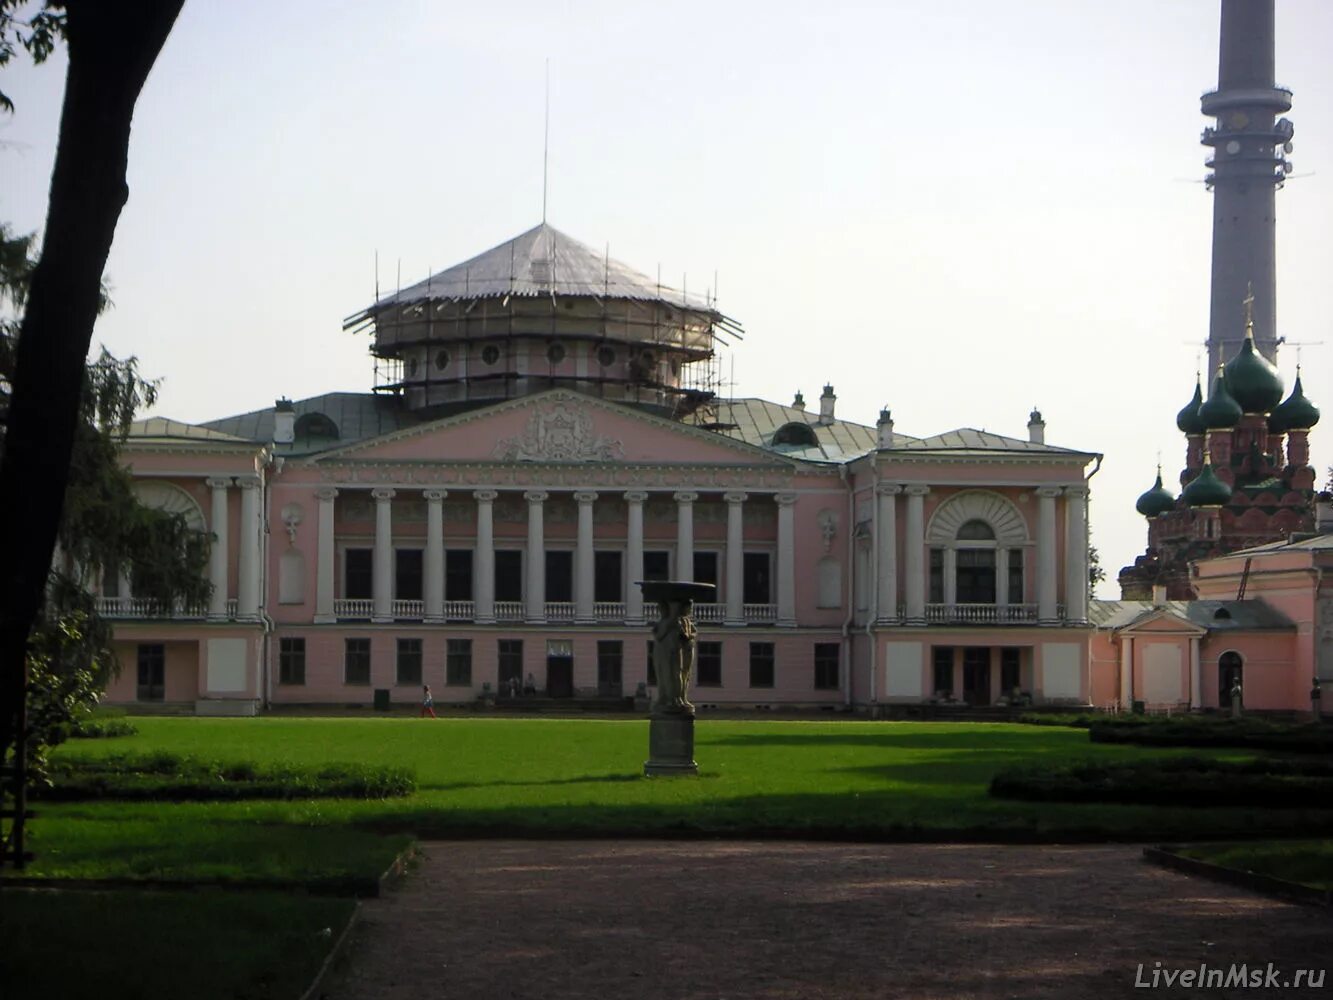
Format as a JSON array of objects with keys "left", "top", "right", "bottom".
[{"left": 1201, "top": 0, "right": 1294, "bottom": 374}]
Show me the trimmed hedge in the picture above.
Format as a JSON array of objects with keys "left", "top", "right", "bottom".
[
  {"left": 70, "top": 718, "right": 139, "bottom": 739},
  {"left": 35, "top": 751, "right": 416, "bottom": 801},
  {"left": 1088, "top": 717, "right": 1333, "bottom": 753},
  {"left": 990, "top": 756, "right": 1333, "bottom": 808}
]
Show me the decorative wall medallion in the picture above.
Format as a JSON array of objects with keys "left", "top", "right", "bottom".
[
  {"left": 817, "top": 508, "right": 838, "bottom": 552},
  {"left": 493, "top": 403, "right": 625, "bottom": 462}
]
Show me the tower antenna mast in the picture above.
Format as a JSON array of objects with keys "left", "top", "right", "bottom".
[{"left": 542, "top": 58, "right": 550, "bottom": 224}]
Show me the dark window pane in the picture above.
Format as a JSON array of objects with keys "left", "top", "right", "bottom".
[
  {"left": 545, "top": 550, "right": 573, "bottom": 602},
  {"left": 749, "top": 642, "right": 775, "bottom": 688},
  {"left": 693, "top": 551, "right": 718, "bottom": 588},
  {"left": 643, "top": 551, "right": 670, "bottom": 582},
  {"left": 136, "top": 644, "right": 165, "bottom": 701},
  {"left": 932, "top": 646, "right": 953, "bottom": 697},
  {"left": 956, "top": 519, "right": 995, "bottom": 540},
  {"left": 279, "top": 637, "right": 306, "bottom": 686},
  {"left": 446, "top": 548, "right": 473, "bottom": 603},
  {"left": 814, "top": 642, "right": 840, "bottom": 690},
  {"left": 395, "top": 549, "right": 424, "bottom": 601},
  {"left": 446, "top": 638, "right": 473, "bottom": 686},
  {"left": 1007, "top": 549, "right": 1024, "bottom": 605},
  {"left": 345, "top": 637, "right": 371, "bottom": 686},
  {"left": 594, "top": 551, "right": 622, "bottom": 602},
  {"left": 495, "top": 550, "right": 523, "bottom": 602},
  {"left": 345, "top": 549, "right": 373, "bottom": 600},
  {"left": 498, "top": 639, "right": 524, "bottom": 689},
  {"left": 697, "top": 641, "right": 722, "bottom": 687},
  {"left": 956, "top": 549, "right": 996, "bottom": 603},
  {"left": 397, "top": 637, "right": 423, "bottom": 685},
  {"left": 742, "top": 553, "right": 770, "bottom": 604},
  {"left": 597, "top": 640, "right": 623, "bottom": 695},
  {"left": 1001, "top": 647, "right": 1022, "bottom": 693},
  {"left": 929, "top": 548, "right": 944, "bottom": 604}
]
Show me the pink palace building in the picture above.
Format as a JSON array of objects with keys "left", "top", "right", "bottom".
[{"left": 97, "top": 224, "right": 1325, "bottom": 715}]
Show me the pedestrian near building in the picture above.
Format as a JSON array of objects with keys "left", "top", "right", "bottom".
[{"left": 421, "top": 685, "right": 436, "bottom": 718}]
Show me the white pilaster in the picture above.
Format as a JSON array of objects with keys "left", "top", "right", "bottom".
[
  {"left": 424, "top": 489, "right": 447, "bottom": 623},
  {"left": 314, "top": 487, "right": 338, "bottom": 623},
  {"left": 1120, "top": 635, "right": 1134, "bottom": 708},
  {"left": 1189, "top": 635, "right": 1202, "bottom": 710},
  {"left": 206, "top": 477, "right": 231, "bottom": 619},
  {"left": 625, "top": 491, "right": 647, "bottom": 623},
  {"left": 674, "top": 491, "right": 697, "bottom": 580},
  {"left": 875, "top": 484, "right": 900, "bottom": 622},
  {"left": 904, "top": 485, "right": 930, "bottom": 622},
  {"left": 776, "top": 493, "right": 797, "bottom": 626},
  {"left": 575, "top": 491, "right": 597, "bottom": 623},
  {"left": 525, "top": 490, "right": 548, "bottom": 623},
  {"left": 372, "top": 487, "right": 396, "bottom": 623},
  {"left": 1037, "top": 486, "right": 1061, "bottom": 624},
  {"left": 1063, "top": 485, "right": 1089, "bottom": 624},
  {"left": 474, "top": 490, "right": 497, "bottom": 623},
  {"left": 237, "top": 475, "right": 262, "bottom": 620},
  {"left": 724, "top": 491, "right": 747, "bottom": 626}
]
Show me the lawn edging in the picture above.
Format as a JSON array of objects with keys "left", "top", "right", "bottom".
[
  {"left": 299, "top": 900, "right": 362, "bottom": 1000},
  {"left": 1142, "top": 845, "right": 1333, "bottom": 908}
]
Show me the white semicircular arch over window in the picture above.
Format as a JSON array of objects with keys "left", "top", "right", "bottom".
[
  {"left": 132, "top": 481, "right": 207, "bottom": 533},
  {"left": 926, "top": 490, "right": 1027, "bottom": 545}
]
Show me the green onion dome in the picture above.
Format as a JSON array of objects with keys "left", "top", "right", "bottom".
[
  {"left": 1223, "top": 326, "right": 1284, "bottom": 414},
  {"left": 1176, "top": 377, "right": 1206, "bottom": 435},
  {"left": 1198, "top": 365, "right": 1242, "bottom": 429},
  {"left": 1181, "top": 459, "right": 1233, "bottom": 508},
  {"left": 1268, "top": 371, "right": 1320, "bottom": 433},
  {"left": 1135, "top": 469, "right": 1176, "bottom": 517}
]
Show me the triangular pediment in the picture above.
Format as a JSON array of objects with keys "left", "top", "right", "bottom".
[
  {"left": 313, "top": 390, "right": 793, "bottom": 467},
  {"left": 1119, "top": 608, "right": 1207, "bottom": 637}
]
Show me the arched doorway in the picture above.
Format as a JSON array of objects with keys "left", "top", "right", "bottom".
[{"left": 1217, "top": 651, "right": 1244, "bottom": 708}]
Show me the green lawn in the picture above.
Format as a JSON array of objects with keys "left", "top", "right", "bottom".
[
  {"left": 0, "top": 888, "right": 355, "bottom": 1000},
  {"left": 9, "top": 717, "right": 1330, "bottom": 887},
  {"left": 1178, "top": 840, "right": 1333, "bottom": 891}
]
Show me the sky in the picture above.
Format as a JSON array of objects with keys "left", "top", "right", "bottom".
[{"left": 2, "top": 0, "right": 1331, "bottom": 598}]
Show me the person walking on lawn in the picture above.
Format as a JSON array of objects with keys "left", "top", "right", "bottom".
[{"left": 421, "top": 685, "right": 437, "bottom": 718}]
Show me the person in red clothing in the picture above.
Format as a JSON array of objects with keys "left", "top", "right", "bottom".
[{"left": 420, "top": 685, "right": 437, "bottom": 718}]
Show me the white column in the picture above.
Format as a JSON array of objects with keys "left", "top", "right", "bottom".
[
  {"left": 237, "top": 475, "right": 262, "bottom": 620},
  {"left": 575, "top": 491, "right": 597, "bottom": 623},
  {"left": 673, "top": 491, "right": 697, "bottom": 581},
  {"left": 1119, "top": 635, "right": 1134, "bottom": 708},
  {"left": 1063, "top": 485, "right": 1089, "bottom": 624},
  {"left": 875, "top": 484, "right": 900, "bottom": 621},
  {"left": 206, "top": 477, "right": 231, "bottom": 619},
  {"left": 904, "top": 485, "right": 930, "bottom": 622},
  {"left": 424, "top": 489, "right": 446, "bottom": 623},
  {"left": 474, "top": 490, "right": 497, "bottom": 623},
  {"left": 525, "top": 490, "right": 548, "bottom": 623},
  {"left": 776, "top": 493, "right": 797, "bottom": 626},
  {"left": 943, "top": 548, "right": 957, "bottom": 606},
  {"left": 372, "top": 487, "right": 396, "bottom": 622},
  {"left": 724, "top": 491, "right": 747, "bottom": 626},
  {"left": 1037, "top": 486, "right": 1061, "bottom": 624},
  {"left": 314, "top": 487, "right": 338, "bottom": 623},
  {"left": 996, "top": 547, "right": 1010, "bottom": 613},
  {"left": 625, "top": 491, "right": 647, "bottom": 623},
  {"left": 1189, "top": 635, "right": 1202, "bottom": 710}
]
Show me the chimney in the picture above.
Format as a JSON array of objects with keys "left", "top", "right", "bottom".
[
  {"left": 792, "top": 390, "right": 806, "bottom": 412},
  {"left": 818, "top": 384, "right": 836, "bottom": 425},
  {"left": 877, "top": 408, "right": 894, "bottom": 448},
  {"left": 274, "top": 398, "right": 296, "bottom": 444},
  {"left": 1027, "top": 407, "right": 1045, "bottom": 444},
  {"left": 1152, "top": 584, "right": 1168, "bottom": 607},
  {"left": 1316, "top": 496, "right": 1333, "bottom": 535}
]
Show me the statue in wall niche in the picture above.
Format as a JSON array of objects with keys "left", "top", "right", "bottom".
[{"left": 651, "top": 598, "right": 698, "bottom": 715}]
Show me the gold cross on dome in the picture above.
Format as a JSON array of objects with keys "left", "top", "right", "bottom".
[{"left": 1243, "top": 282, "right": 1255, "bottom": 335}]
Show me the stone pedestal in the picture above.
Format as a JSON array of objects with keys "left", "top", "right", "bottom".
[{"left": 644, "top": 714, "right": 697, "bottom": 776}]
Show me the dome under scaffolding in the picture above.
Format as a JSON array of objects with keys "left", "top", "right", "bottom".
[{"left": 342, "top": 223, "right": 743, "bottom": 422}]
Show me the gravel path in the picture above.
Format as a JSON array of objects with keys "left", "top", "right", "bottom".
[{"left": 323, "top": 842, "right": 1331, "bottom": 999}]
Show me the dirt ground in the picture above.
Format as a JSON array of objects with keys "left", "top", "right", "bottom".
[{"left": 323, "top": 842, "right": 1331, "bottom": 1000}]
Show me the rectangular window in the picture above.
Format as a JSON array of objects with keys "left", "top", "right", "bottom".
[
  {"left": 396, "top": 637, "right": 423, "bottom": 685},
  {"left": 693, "top": 551, "right": 719, "bottom": 588},
  {"left": 345, "top": 548, "right": 373, "bottom": 600},
  {"left": 814, "top": 642, "right": 840, "bottom": 690},
  {"left": 395, "top": 549, "right": 424, "bottom": 601},
  {"left": 101, "top": 567, "right": 121, "bottom": 599},
  {"left": 545, "top": 550, "right": 573, "bottom": 602},
  {"left": 344, "top": 637, "right": 371, "bottom": 686},
  {"left": 929, "top": 548, "right": 944, "bottom": 604},
  {"left": 932, "top": 646, "right": 953, "bottom": 697},
  {"left": 1001, "top": 647, "right": 1022, "bottom": 693},
  {"left": 498, "top": 639, "right": 523, "bottom": 690},
  {"left": 697, "top": 641, "right": 723, "bottom": 687},
  {"left": 495, "top": 550, "right": 523, "bottom": 602},
  {"left": 1007, "top": 549, "right": 1024, "bottom": 605},
  {"left": 597, "top": 640, "right": 624, "bottom": 696},
  {"left": 279, "top": 638, "right": 306, "bottom": 686},
  {"left": 594, "top": 550, "right": 622, "bottom": 602},
  {"left": 646, "top": 640, "right": 656, "bottom": 686},
  {"left": 446, "top": 548, "right": 474, "bottom": 603},
  {"left": 446, "top": 638, "right": 472, "bottom": 686},
  {"left": 749, "top": 642, "right": 775, "bottom": 688},
  {"left": 742, "top": 552, "right": 771, "bottom": 604},
  {"left": 136, "top": 643, "right": 165, "bottom": 702},
  {"left": 956, "top": 549, "right": 996, "bottom": 604},
  {"left": 643, "top": 550, "right": 670, "bottom": 582}
]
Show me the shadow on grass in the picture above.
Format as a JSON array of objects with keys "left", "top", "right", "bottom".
[
  {"left": 702, "top": 728, "right": 1092, "bottom": 751},
  {"left": 428, "top": 772, "right": 647, "bottom": 792}
]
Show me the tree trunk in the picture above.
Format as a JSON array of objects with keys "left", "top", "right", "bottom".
[{"left": 0, "top": 1, "right": 184, "bottom": 833}]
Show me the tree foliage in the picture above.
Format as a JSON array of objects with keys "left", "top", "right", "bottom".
[{"left": 0, "top": 0, "right": 65, "bottom": 113}]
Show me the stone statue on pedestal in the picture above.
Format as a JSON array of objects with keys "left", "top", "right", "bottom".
[{"left": 638, "top": 580, "right": 714, "bottom": 776}]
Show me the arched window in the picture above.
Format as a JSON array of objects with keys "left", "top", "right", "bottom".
[
  {"left": 1218, "top": 651, "right": 1243, "bottom": 708},
  {"left": 773, "top": 422, "right": 819, "bottom": 447},
  {"left": 954, "top": 520, "right": 997, "bottom": 604},
  {"left": 294, "top": 412, "right": 339, "bottom": 440},
  {"left": 956, "top": 519, "right": 995, "bottom": 541},
  {"left": 925, "top": 492, "right": 1028, "bottom": 612}
]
